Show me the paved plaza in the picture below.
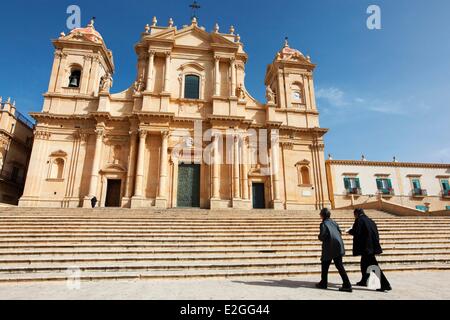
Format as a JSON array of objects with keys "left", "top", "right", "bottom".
[{"left": 1, "top": 271, "right": 449, "bottom": 300}]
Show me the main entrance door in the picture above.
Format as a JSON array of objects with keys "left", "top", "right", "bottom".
[
  {"left": 177, "top": 164, "right": 201, "bottom": 208},
  {"left": 252, "top": 183, "right": 266, "bottom": 209},
  {"left": 105, "top": 179, "right": 122, "bottom": 207}
]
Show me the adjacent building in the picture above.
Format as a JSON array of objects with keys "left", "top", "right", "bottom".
[
  {"left": 0, "top": 98, "right": 34, "bottom": 205},
  {"left": 18, "top": 18, "right": 330, "bottom": 210},
  {"left": 326, "top": 158, "right": 450, "bottom": 211}
]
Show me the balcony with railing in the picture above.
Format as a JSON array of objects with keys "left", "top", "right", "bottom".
[
  {"left": 346, "top": 187, "right": 362, "bottom": 196},
  {"left": 378, "top": 188, "right": 395, "bottom": 197},
  {"left": 412, "top": 188, "right": 428, "bottom": 198},
  {"left": 442, "top": 189, "right": 450, "bottom": 199}
]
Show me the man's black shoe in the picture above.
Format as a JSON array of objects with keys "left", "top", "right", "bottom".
[
  {"left": 377, "top": 286, "right": 392, "bottom": 292},
  {"left": 339, "top": 287, "right": 353, "bottom": 293},
  {"left": 355, "top": 281, "right": 367, "bottom": 287},
  {"left": 315, "top": 283, "right": 327, "bottom": 290}
]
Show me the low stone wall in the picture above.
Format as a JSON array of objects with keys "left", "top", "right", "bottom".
[{"left": 338, "top": 198, "right": 450, "bottom": 217}]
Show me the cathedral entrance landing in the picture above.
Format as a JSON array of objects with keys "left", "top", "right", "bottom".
[{"left": 177, "top": 164, "right": 201, "bottom": 208}]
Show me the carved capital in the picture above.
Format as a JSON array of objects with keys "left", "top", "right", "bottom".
[
  {"left": 161, "top": 130, "right": 170, "bottom": 139},
  {"left": 138, "top": 129, "right": 148, "bottom": 139},
  {"left": 95, "top": 128, "right": 105, "bottom": 139},
  {"left": 149, "top": 50, "right": 156, "bottom": 56}
]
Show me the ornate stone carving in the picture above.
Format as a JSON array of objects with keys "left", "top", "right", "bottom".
[
  {"left": 266, "top": 86, "right": 276, "bottom": 104},
  {"left": 99, "top": 73, "right": 113, "bottom": 93},
  {"left": 133, "top": 74, "right": 145, "bottom": 95},
  {"left": 236, "top": 84, "right": 246, "bottom": 100}
]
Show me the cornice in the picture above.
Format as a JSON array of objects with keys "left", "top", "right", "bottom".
[{"left": 326, "top": 159, "right": 450, "bottom": 169}]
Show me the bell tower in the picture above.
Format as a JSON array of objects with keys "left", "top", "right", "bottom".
[
  {"left": 265, "top": 38, "right": 318, "bottom": 122},
  {"left": 42, "top": 19, "right": 115, "bottom": 115}
]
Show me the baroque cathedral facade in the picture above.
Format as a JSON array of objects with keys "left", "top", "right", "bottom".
[{"left": 19, "top": 17, "right": 330, "bottom": 210}]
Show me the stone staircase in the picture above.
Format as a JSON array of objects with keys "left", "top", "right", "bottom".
[{"left": 0, "top": 208, "right": 449, "bottom": 283}]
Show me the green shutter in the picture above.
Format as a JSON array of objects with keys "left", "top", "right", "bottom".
[
  {"left": 387, "top": 179, "right": 393, "bottom": 189},
  {"left": 344, "top": 178, "right": 350, "bottom": 189},
  {"left": 376, "top": 179, "right": 383, "bottom": 190},
  {"left": 443, "top": 180, "right": 450, "bottom": 191},
  {"left": 356, "top": 178, "right": 361, "bottom": 188}
]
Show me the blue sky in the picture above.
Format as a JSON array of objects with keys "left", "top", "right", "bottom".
[{"left": 0, "top": 0, "right": 449, "bottom": 163}]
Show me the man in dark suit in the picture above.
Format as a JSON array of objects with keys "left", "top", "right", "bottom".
[
  {"left": 348, "top": 208, "right": 392, "bottom": 292},
  {"left": 316, "top": 208, "right": 352, "bottom": 292}
]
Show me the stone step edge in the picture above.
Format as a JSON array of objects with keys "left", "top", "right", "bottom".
[
  {"left": 1, "top": 258, "right": 449, "bottom": 273},
  {"left": 1, "top": 251, "right": 449, "bottom": 264},
  {"left": 0, "top": 265, "right": 449, "bottom": 283}
]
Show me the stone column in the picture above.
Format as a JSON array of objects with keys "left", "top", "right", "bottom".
[
  {"left": 146, "top": 50, "right": 155, "bottom": 92},
  {"left": 156, "top": 131, "right": 169, "bottom": 208},
  {"left": 83, "top": 128, "right": 104, "bottom": 207},
  {"left": 233, "top": 134, "right": 241, "bottom": 199},
  {"left": 55, "top": 53, "right": 68, "bottom": 93},
  {"left": 48, "top": 51, "right": 63, "bottom": 93},
  {"left": 271, "top": 129, "right": 283, "bottom": 209},
  {"left": 124, "top": 130, "right": 138, "bottom": 203},
  {"left": 133, "top": 129, "right": 148, "bottom": 199},
  {"left": 214, "top": 56, "right": 220, "bottom": 96},
  {"left": 211, "top": 134, "right": 220, "bottom": 199},
  {"left": 80, "top": 55, "right": 92, "bottom": 94},
  {"left": 19, "top": 130, "right": 50, "bottom": 207},
  {"left": 163, "top": 52, "right": 171, "bottom": 93},
  {"left": 230, "top": 58, "right": 236, "bottom": 97},
  {"left": 241, "top": 136, "right": 249, "bottom": 201}
]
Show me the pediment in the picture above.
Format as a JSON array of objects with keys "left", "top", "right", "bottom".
[
  {"left": 174, "top": 27, "right": 212, "bottom": 49},
  {"left": 50, "top": 150, "right": 68, "bottom": 158},
  {"left": 296, "top": 159, "right": 310, "bottom": 166},
  {"left": 101, "top": 163, "right": 127, "bottom": 173}
]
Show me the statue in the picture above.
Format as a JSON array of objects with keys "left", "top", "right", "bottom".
[
  {"left": 236, "top": 84, "right": 246, "bottom": 100},
  {"left": 266, "top": 86, "right": 276, "bottom": 104},
  {"left": 133, "top": 75, "right": 145, "bottom": 95},
  {"left": 100, "top": 73, "right": 113, "bottom": 92}
]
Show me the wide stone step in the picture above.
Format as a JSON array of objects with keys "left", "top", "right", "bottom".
[
  {"left": 1, "top": 250, "right": 449, "bottom": 265},
  {"left": 0, "top": 233, "right": 448, "bottom": 242},
  {"left": 0, "top": 226, "right": 449, "bottom": 233},
  {"left": 1, "top": 243, "right": 449, "bottom": 256},
  {"left": 1, "top": 238, "right": 449, "bottom": 249},
  {"left": 1, "top": 263, "right": 450, "bottom": 283},
  {"left": 1, "top": 256, "right": 449, "bottom": 274}
]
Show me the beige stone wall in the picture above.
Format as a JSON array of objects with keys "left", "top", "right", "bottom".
[
  {"left": 19, "top": 19, "right": 331, "bottom": 210},
  {"left": 327, "top": 160, "right": 450, "bottom": 211},
  {"left": 0, "top": 99, "right": 34, "bottom": 204}
]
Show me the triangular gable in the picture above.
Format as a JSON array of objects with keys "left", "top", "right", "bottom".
[{"left": 173, "top": 26, "right": 212, "bottom": 49}]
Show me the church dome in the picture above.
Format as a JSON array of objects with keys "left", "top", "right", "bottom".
[
  {"left": 277, "top": 38, "right": 305, "bottom": 60},
  {"left": 68, "top": 19, "right": 104, "bottom": 44}
]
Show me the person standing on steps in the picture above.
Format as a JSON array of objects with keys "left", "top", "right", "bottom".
[
  {"left": 348, "top": 208, "right": 392, "bottom": 292},
  {"left": 91, "top": 196, "right": 98, "bottom": 209},
  {"left": 316, "top": 208, "right": 353, "bottom": 292}
]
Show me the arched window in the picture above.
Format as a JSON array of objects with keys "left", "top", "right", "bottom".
[
  {"left": 300, "top": 166, "right": 311, "bottom": 185},
  {"left": 51, "top": 158, "right": 65, "bottom": 179},
  {"left": 184, "top": 75, "right": 200, "bottom": 99},
  {"left": 68, "top": 69, "right": 82, "bottom": 88}
]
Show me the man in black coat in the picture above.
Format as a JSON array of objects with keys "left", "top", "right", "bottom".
[
  {"left": 316, "top": 208, "right": 352, "bottom": 292},
  {"left": 348, "top": 208, "right": 392, "bottom": 292}
]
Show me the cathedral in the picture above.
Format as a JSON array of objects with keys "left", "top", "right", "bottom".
[{"left": 18, "top": 17, "right": 330, "bottom": 210}]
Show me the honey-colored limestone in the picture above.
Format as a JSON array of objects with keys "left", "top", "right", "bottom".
[
  {"left": 19, "top": 18, "right": 330, "bottom": 209},
  {"left": 0, "top": 98, "right": 34, "bottom": 204}
]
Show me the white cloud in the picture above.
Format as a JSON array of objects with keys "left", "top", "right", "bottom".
[
  {"left": 316, "top": 87, "right": 349, "bottom": 107},
  {"left": 316, "top": 86, "right": 410, "bottom": 115}
]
